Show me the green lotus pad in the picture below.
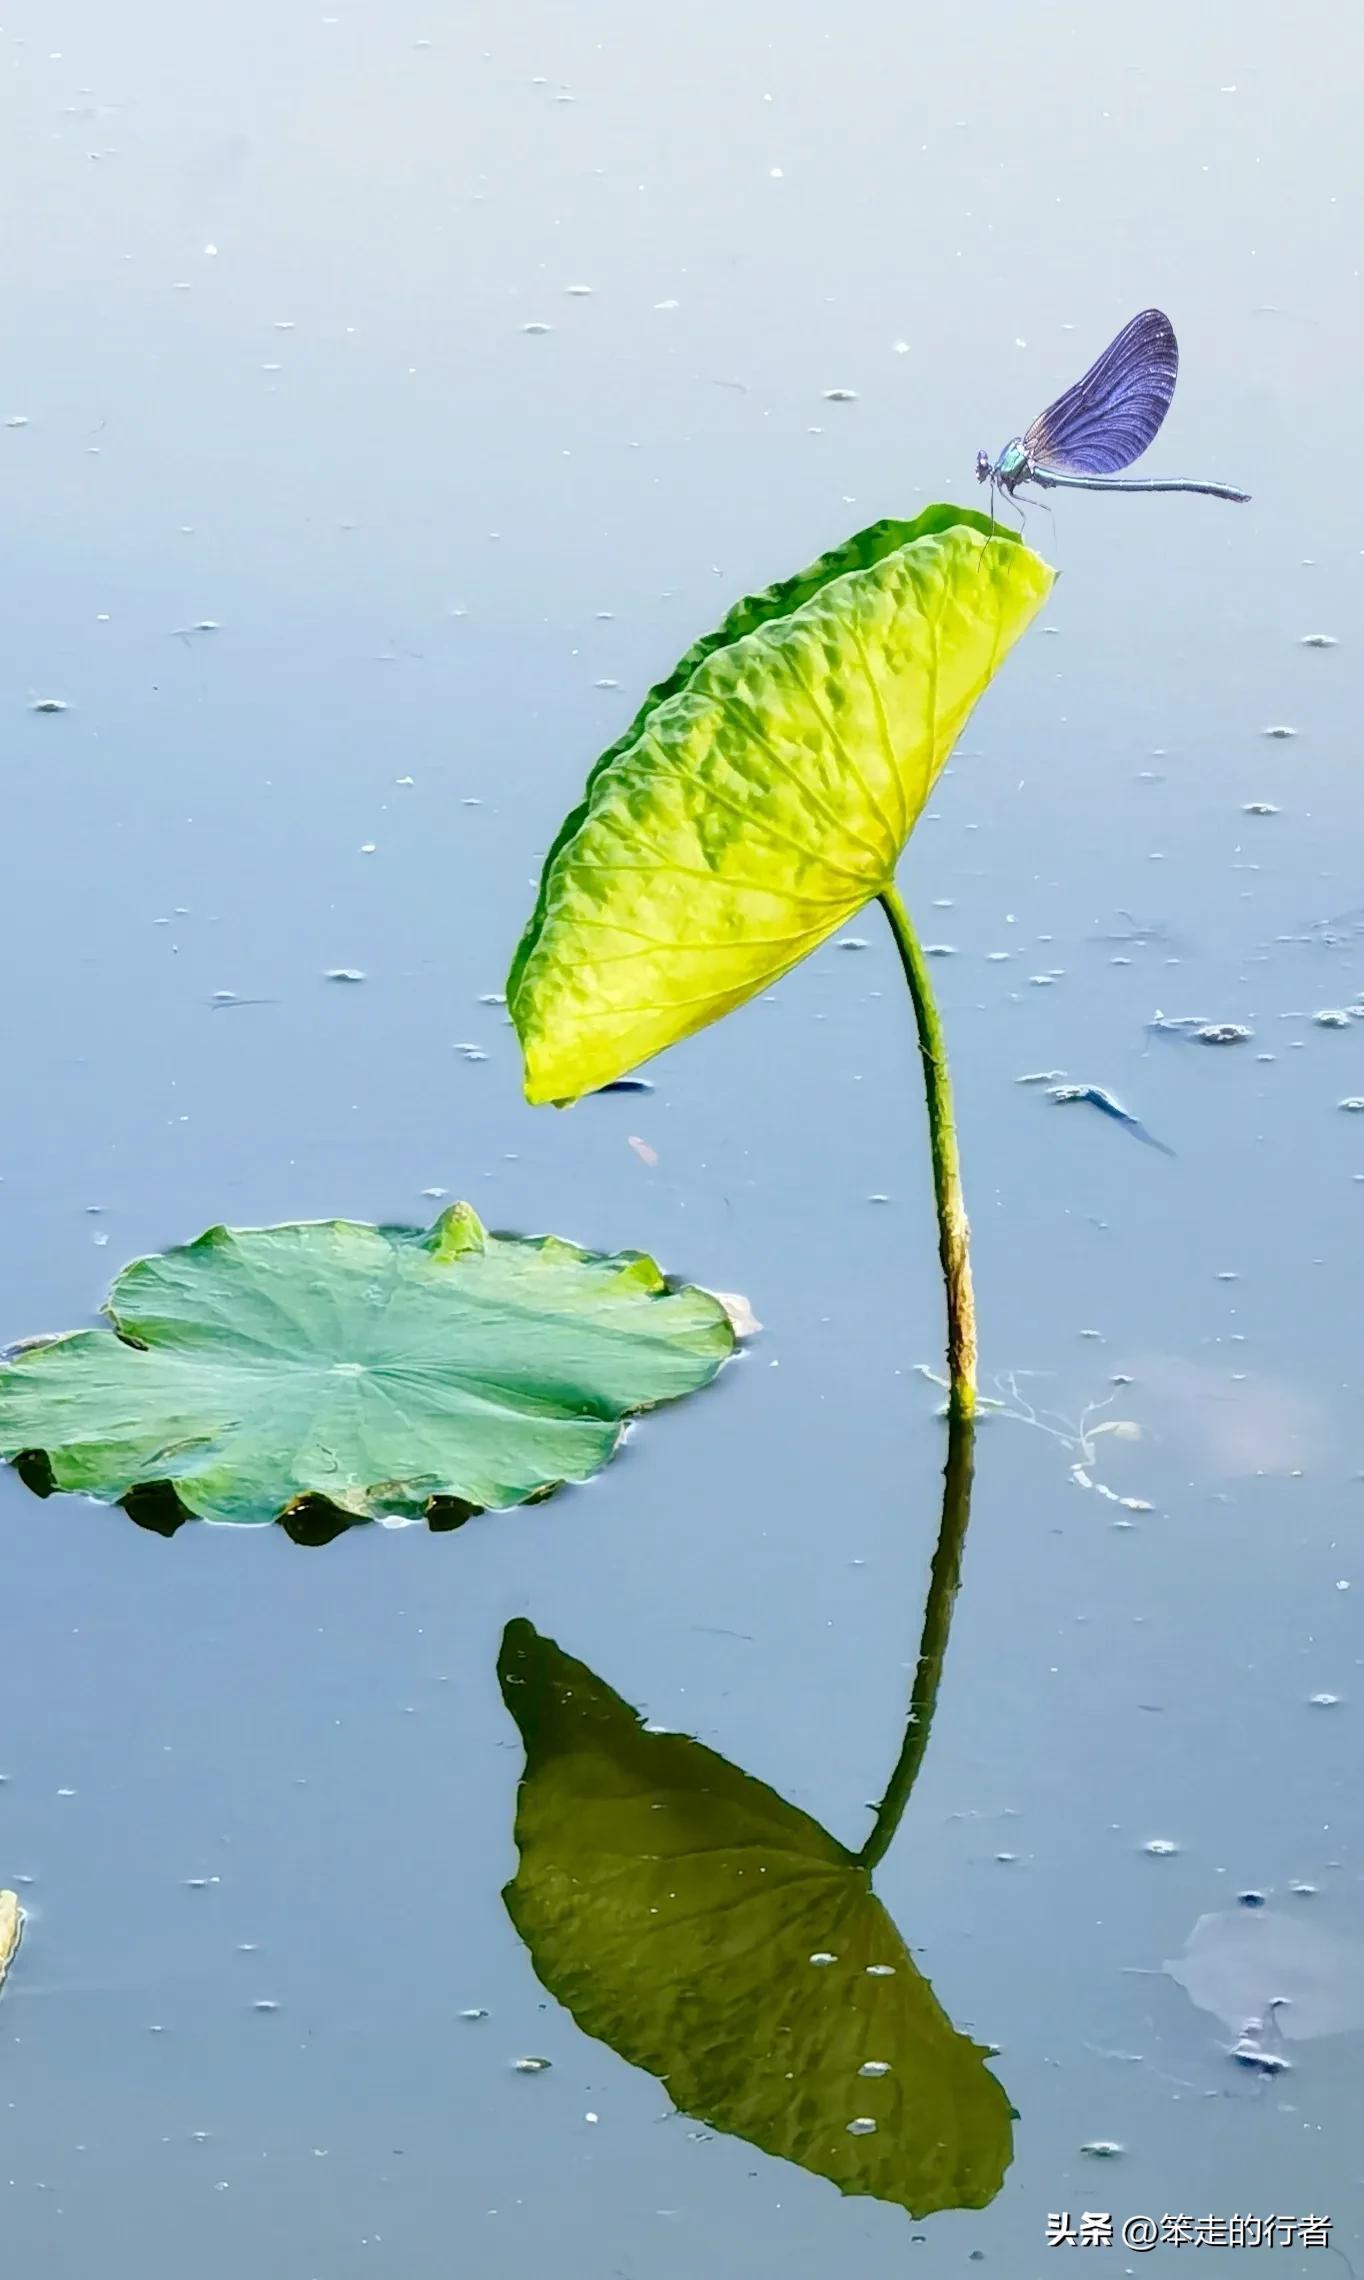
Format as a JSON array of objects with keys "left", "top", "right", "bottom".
[
  {"left": 499, "top": 1620, "right": 1013, "bottom": 2217},
  {"left": 510, "top": 506, "right": 1053, "bottom": 1101},
  {"left": 0, "top": 1208, "right": 737, "bottom": 1527}
]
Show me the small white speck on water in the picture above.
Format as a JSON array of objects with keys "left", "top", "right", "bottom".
[
  {"left": 564, "top": 284, "right": 593, "bottom": 296},
  {"left": 1082, "top": 2140, "right": 1124, "bottom": 2159},
  {"left": 1308, "top": 1692, "right": 1341, "bottom": 1707},
  {"left": 1143, "top": 1838, "right": 1179, "bottom": 1856},
  {"left": 823, "top": 387, "right": 858, "bottom": 402},
  {"left": 858, "top": 2060, "right": 892, "bottom": 2077},
  {"left": 513, "top": 2056, "right": 552, "bottom": 2073},
  {"left": 808, "top": 1951, "right": 838, "bottom": 1967},
  {"left": 865, "top": 1964, "right": 896, "bottom": 1978},
  {"left": 325, "top": 968, "right": 365, "bottom": 983},
  {"left": 30, "top": 697, "right": 68, "bottom": 713},
  {"left": 459, "top": 2007, "right": 489, "bottom": 2021},
  {"left": 1262, "top": 724, "right": 1297, "bottom": 738},
  {"left": 1338, "top": 1099, "right": 1364, "bottom": 1114},
  {"left": 891, "top": 339, "right": 910, "bottom": 355},
  {"left": 1291, "top": 1881, "right": 1318, "bottom": 1895},
  {"left": 1314, "top": 1009, "right": 1351, "bottom": 1028},
  {"left": 1243, "top": 801, "right": 1279, "bottom": 815},
  {"left": 6, "top": 415, "right": 29, "bottom": 428},
  {"left": 1300, "top": 633, "right": 1337, "bottom": 646},
  {"left": 1195, "top": 1024, "right": 1252, "bottom": 1045},
  {"left": 846, "top": 2117, "right": 878, "bottom": 2136},
  {"left": 521, "top": 322, "right": 552, "bottom": 335},
  {"left": 422, "top": 1185, "right": 449, "bottom": 1199},
  {"left": 455, "top": 1044, "right": 488, "bottom": 1062},
  {"left": 253, "top": 1999, "right": 279, "bottom": 2013},
  {"left": 594, "top": 677, "right": 620, "bottom": 689},
  {"left": 924, "top": 943, "right": 957, "bottom": 957}
]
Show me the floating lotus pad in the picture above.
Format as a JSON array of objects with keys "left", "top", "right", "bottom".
[{"left": 0, "top": 1208, "right": 737, "bottom": 1527}]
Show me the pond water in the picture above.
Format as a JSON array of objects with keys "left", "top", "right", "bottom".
[{"left": 2, "top": 2, "right": 1363, "bottom": 2273}]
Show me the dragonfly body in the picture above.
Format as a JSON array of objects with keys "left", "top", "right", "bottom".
[{"left": 978, "top": 310, "right": 1250, "bottom": 507}]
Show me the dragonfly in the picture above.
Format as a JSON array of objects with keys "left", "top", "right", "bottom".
[{"left": 977, "top": 309, "right": 1250, "bottom": 510}]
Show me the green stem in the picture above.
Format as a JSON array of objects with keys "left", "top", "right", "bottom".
[
  {"left": 878, "top": 881, "right": 977, "bottom": 1420},
  {"left": 855, "top": 1406, "right": 975, "bottom": 1872}
]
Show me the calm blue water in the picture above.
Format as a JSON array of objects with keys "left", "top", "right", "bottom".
[{"left": 2, "top": 2, "right": 1363, "bottom": 2273}]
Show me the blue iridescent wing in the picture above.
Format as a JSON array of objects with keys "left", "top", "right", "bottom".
[{"left": 1024, "top": 309, "right": 1178, "bottom": 475}]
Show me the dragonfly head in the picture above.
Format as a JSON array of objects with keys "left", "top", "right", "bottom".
[{"left": 975, "top": 449, "right": 993, "bottom": 486}]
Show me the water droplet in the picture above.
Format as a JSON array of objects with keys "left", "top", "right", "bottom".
[{"left": 858, "top": 2060, "right": 891, "bottom": 2077}]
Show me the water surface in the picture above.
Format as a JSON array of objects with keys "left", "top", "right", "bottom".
[{"left": 2, "top": 2, "right": 1362, "bottom": 2273}]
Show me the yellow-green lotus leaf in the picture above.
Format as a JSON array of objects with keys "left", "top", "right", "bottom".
[{"left": 510, "top": 508, "right": 1052, "bottom": 1101}]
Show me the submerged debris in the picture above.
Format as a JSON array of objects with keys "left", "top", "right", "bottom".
[
  {"left": 1168, "top": 1907, "right": 1364, "bottom": 2043},
  {"left": 1195, "top": 1023, "right": 1253, "bottom": 1046},
  {"left": 0, "top": 1891, "right": 20, "bottom": 1989},
  {"left": 1312, "top": 1009, "right": 1351, "bottom": 1028}
]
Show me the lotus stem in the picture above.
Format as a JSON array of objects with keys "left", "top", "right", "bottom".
[
  {"left": 855, "top": 1402, "right": 975, "bottom": 1872},
  {"left": 878, "top": 881, "right": 977, "bottom": 1420}
]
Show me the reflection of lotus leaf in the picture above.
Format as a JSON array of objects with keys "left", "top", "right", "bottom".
[
  {"left": 509, "top": 507, "right": 1053, "bottom": 1103},
  {"left": 0, "top": 1208, "right": 734, "bottom": 1527},
  {"left": 499, "top": 1620, "right": 1013, "bottom": 2218},
  {"left": 1168, "top": 1909, "right": 1364, "bottom": 2040}
]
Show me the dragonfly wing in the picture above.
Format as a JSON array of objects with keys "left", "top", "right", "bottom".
[{"left": 1024, "top": 309, "right": 1178, "bottom": 475}]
